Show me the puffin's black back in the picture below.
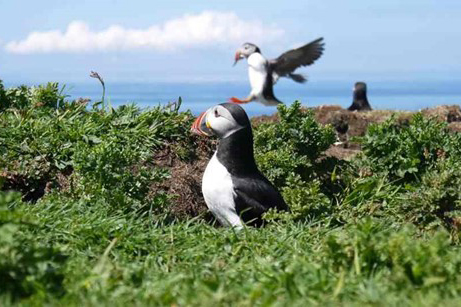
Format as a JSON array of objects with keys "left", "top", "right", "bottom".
[
  {"left": 216, "top": 103, "right": 288, "bottom": 226},
  {"left": 262, "top": 67, "right": 283, "bottom": 104}
]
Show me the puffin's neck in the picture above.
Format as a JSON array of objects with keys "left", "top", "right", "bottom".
[{"left": 216, "top": 127, "right": 258, "bottom": 176}]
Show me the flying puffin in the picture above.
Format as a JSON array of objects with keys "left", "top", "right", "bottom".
[
  {"left": 191, "top": 103, "right": 289, "bottom": 227},
  {"left": 230, "top": 37, "right": 325, "bottom": 106}
]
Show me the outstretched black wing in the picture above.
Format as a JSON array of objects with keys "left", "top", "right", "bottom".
[
  {"left": 232, "top": 173, "right": 288, "bottom": 226},
  {"left": 270, "top": 37, "right": 324, "bottom": 83}
]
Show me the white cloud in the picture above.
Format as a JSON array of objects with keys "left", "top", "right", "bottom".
[{"left": 5, "top": 11, "right": 283, "bottom": 54}]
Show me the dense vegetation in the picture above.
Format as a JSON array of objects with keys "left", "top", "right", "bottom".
[{"left": 1, "top": 80, "right": 461, "bottom": 305}]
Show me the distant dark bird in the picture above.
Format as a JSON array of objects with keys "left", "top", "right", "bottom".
[
  {"left": 230, "top": 38, "right": 325, "bottom": 106},
  {"left": 191, "top": 103, "right": 289, "bottom": 227},
  {"left": 331, "top": 113, "right": 350, "bottom": 147},
  {"left": 332, "top": 115, "right": 349, "bottom": 135},
  {"left": 348, "top": 82, "right": 372, "bottom": 111}
]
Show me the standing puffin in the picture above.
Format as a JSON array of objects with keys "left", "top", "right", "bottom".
[
  {"left": 347, "top": 82, "right": 372, "bottom": 111},
  {"left": 191, "top": 103, "right": 289, "bottom": 227},
  {"left": 230, "top": 37, "right": 325, "bottom": 105}
]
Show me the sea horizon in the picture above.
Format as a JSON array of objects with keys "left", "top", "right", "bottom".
[{"left": 4, "top": 79, "right": 461, "bottom": 117}]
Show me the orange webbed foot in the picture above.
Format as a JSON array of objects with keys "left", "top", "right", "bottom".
[{"left": 228, "top": 97, "right": 251, "bottom": 104}]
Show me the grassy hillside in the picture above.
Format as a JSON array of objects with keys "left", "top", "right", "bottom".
[{"left": 1, "top": 80, "right": 461, "bottom": 305}]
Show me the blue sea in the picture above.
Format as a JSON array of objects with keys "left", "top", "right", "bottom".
[{"left": 7, "top": 80, "right": 461, "bottom": 117}]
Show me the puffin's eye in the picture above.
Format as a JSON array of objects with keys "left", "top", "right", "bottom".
[{"left": 214, "top": 109, "right": 220, "bottom": 117}]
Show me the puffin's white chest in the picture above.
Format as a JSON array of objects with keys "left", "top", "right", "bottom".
[
  {"left": 247, "top": 53, "right": 268, "bottom": 97},
  {"left": 202, "top": 152, "right": 243, "bottom": 228}
]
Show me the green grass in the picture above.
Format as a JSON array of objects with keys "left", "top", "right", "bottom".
[
  {"left": 1, "top": 80, "right": 461, "bottom": 305},
  {"left": 5, "top": 197, "right": 461, "bottom": 306}
]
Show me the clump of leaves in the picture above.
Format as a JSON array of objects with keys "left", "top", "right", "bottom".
[
  {"left": 0, "top": 191, "right": 66, "bottom": 301},
  {"left": 0, "top": 80, "right": 67, "bottom": 110},
  {"left": 255, "top": 101, "right": 336, "bottom": 221},
  {"left": 265, "top": 176, "right": 331, "bottom": 222},
  {"left": 402, "top": 158, "right": 461, "bottom": 235},
  {"left": 341, "top": 114, "right": 461, "bottom": 233},
  {"left": 332, "top": 173, "right": 402, "bottom": 225},
  {"left": 359, "top": 113, "right": 461, "bottom": 182},
  {"left": 254, "top": 101, "right": 336, "bottom": 187},
  {"left": 324, "top": 219, "right": 461, "bottom": 290},
  {"left": 71, "top": 129, "right": 171, "bottom": 213},
  {"left": 1, "top": 81, "right": 198, "bottom": 217}
]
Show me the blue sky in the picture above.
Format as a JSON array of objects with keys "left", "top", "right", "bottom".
[{"left": 1, "top": 0, "right": 461, "bottom": 83}]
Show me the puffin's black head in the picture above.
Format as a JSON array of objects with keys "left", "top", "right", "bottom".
[
  {"left": 233, "top": 42, "right": 261, "bottom": 66},
  {"left": 354, "top": 82, "right": 367, "bottom": 94},
  {"left": 353, "top": 82, "right": 368, "bottom": 100},
  {"left": 191, "top": 103, "right": 250, "bottom": 139}
]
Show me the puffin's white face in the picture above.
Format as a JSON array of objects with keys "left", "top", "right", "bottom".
[
  {"left": 206, "top": 105, "right": 244, "bottom": 138},
  {"left": 191, "top": 105, "right": 245, "bottom": 139},
  {"left": 234, "top": 42, "right": 260, "bottom": 66}
]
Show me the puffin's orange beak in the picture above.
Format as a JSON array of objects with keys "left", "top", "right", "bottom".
[
  {"left": 233, "top": 51, "right": 241, "bottom": 66},
  {"left": 191, "top": 111, "right": 213, "bottom": 136}
]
